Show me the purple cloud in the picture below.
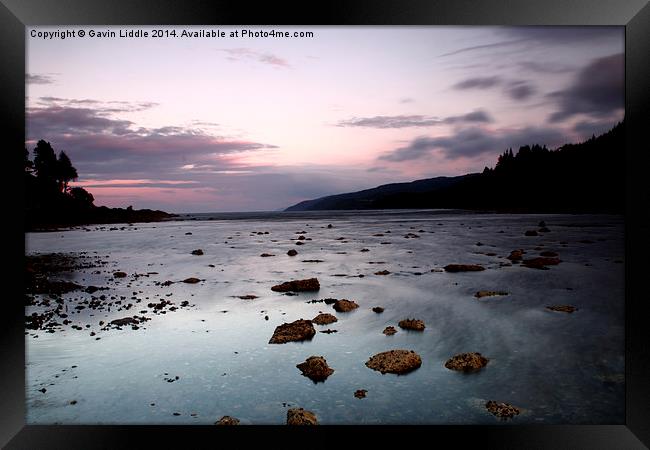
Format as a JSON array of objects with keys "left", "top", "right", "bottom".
[
  {"left": 219, "top": 48, "right": 290, "bottom": 68},
  {"left": 547, "top": 53, "right": 624, "bottom": 122},
  {"left": 337, "top": 110, "right": 492, "bottom": 129},
  {"left": 379, "top": 126, "right": 566, "bottom": 162}
]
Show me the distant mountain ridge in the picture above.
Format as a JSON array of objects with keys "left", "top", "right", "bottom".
[{"left": 285, "top": 121, "right": 624, "bottom": 213}]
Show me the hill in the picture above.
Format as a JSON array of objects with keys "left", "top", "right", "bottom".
[{"left": 285, "top": 121, "right": 624, "bottom": 213}]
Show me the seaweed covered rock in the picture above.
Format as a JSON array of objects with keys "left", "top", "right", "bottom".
[
  {"left": 522, "top": 257, "right": 561, "bottom": 269},
  {"left": 475, "top": 291, "right": 508, "bottom": 299},
  {"left": 215, "top": 416, "right": 240, "bottom": 425},
  {"left": 546, "top": 305, "right": 578, "bottom": 313},
  {"left": 271, "top": 278, "right": 320, "bottom": 292},
  {"left": 507, "top": 250, "right": 524, "bottom": 261},
  {"left": 398, "top": 318, "right": 425, "bottom": 331},
  {"left": 383, "top": 326, "right": 397, "bottom": 336},
  {"left": 444, "top": 352, "right": 489, "bottom": 372},
  {"left": 485, "top": 401, "right": 520, "bottom": 419},
  {"left": 444, "top": 264, "right": 485, "bottom": 273},
  {"left": 332, "top": 299, "right": 359, "bottom": 312},
  {"left": 312, "top": 313, "right": 338, "bottom": 325},
  {"left": 365, "top": 350, "right": 422, "bottom": 374},
  {"left": 287, "top": 408, "right": 318, "bottom": 425},
  {"left": 268, "top": 319, "right": 316, "bottom": 344},
  {"left": 296, "top": 356, "right": 334, "bottom": 382}
]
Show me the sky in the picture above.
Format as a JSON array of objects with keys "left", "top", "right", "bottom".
[{"left": 26, "top": 26, "right": 624, "bottom": 213}]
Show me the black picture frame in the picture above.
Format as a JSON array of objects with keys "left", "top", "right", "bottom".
[{"left": 2, "top": 0, "right": 649, "bottom": 448}]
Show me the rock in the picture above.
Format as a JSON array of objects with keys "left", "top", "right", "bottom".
[
  {"left": 507, "top": 250, "right": 525, "bottom": 261},
  {"left": 271, "top": 278, "right": 320, "bottom": 292},
  {"left": 372, "top": 307, "right": 384, "bottom": 313},
  {"left": 215, "top": 416, "right": 240, "bottom": 425},
  {"left": 546, "top": 305, "right": 578, "bottom": 313},
  {"left": 327, "top": 224, "right": 333, "bottom": 228},
  {"left": 268, "top": 319, "right": 316, "bottom": 344},
  {"left": 295, "top": 241, "right": 304, "bottom": 246},
  {"left": 296, "top": 356, "right": 334, "bottom": 382},
  {"left": 365, "top": 350, "right": 422, "bottom": 374},
  {"left": 113, "top": 271, "right": 127, "bottom": 278},
  {"left": 260, "top": 253, "right": 275, "bottom": 257},
  {"left": 191, "top": 249, "right": 204, "bottom": 256},
  {"left": 287, "top": 408, "right": 318, "bottom": 425},
  {"left": 524, "top": 230, "right": 538, "bottom": 236},
  {"left": 540, "top": 251, "right": 558, "bottom": 257},
  {"left": 354, "top": 389, "right": 367, "bottom": 399},
  {"left": 236, "top": 295, "right": 258, "bottom": 300},
  {"left": 485, "top": 401, "right": 520, "bottom": 419},
  {"left": 444, "top": 264, "right": 485, "bottom": 272},
  {"left": 360, "top": 248, "right": 370, "bottom": 252},
  {"left": 383, "top": 326, "right": 397, "bottom": 335},
  {"left": 475, "top": 291, "right": 508, "bottom": 298},
  {"left": 312, "top": 313, "right": 337, "bottom": 325},
  {"left": 398, "top": 318, "right": 425, "bottom": 331},
  {"left": 374, "top": 270, "right": 391, "bottom": 276},
  {"left": 320, "top": 329, "right": 337, "bottom": 334},
  {"left": 110, "top": 317, "right": 139, "bottom": 326},
  {"left": 522, "top": 257, "right": 561, "bottom": 269},
  {"left": 287, "top": 249, "right": 298, "bottom": 256},
  {"left": 182, "top": 277, "right": 201, "bottom": 283},
  {"left": 297, "top": 235, "right": 306, "bottom": 240},
  {"left": 444, "top": 352, "right": 489, "bottom": 372},
  {"left": 332, "top": 299, "right": 359, "bottom": 312}
]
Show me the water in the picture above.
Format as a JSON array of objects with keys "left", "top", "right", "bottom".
[{"left": 25, "top": 210, "right": 625, "bottom": 424}]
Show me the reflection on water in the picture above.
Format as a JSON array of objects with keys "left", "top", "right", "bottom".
[{"left": 25, "top": 211, "right": 624, "bottom": 424}]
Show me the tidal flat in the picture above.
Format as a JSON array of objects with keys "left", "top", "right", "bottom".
[{"left": 24, "top": 210, "right": 625, "bottom": 425}]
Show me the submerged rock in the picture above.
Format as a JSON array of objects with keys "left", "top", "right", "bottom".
[
  {"left": 268, "top": 319, "right": 316, "bottom": 344},
  {"left": 332, "top": 299, "right": 359, "bottom": 312},
  {"left": 522, "top": 257, "right": 561, "bottom": 269},
  {"left": 444, "top": 352, "right": 489, "bottom": 372},
  {"left": 354, "top": 389, "right": 368, "bottom": 399},
  {"left": 444, "top": 264, "right": 485, "bottom": 272},
  {"left": 365, "top": 350, "right": 422, "bottom": 374},
  {"left": 507, "top": 250, "right": 525, "bottom": 261},
  {"left": 296, "top": 356, "right": 334, "bottom": 382},
  {"left": 287, "top": 408, "right": 318, "bottom": 425},
  {"left": 475, "top": 291, "right": 508, "bottom": 298},
  {"left": 312, "top": 313, "right": 338, "bottom": 325},
  {"left": 236, "top": 295, "right": 258, "bottom": 300},
  {"left": 374, "top": 270, "right": 391, "bottom": 276},
  {"left": 182, "top": 277, "right": 201, "bottom": 284},
  {"left": 383, "top": 326, "right": 397, "bottom": 335},
  {"left": 546, "top": 305, "right": 578, "bottom": 313},
  {"left": 191, "top": 249, "right": 204, "bottom": 256},
  {"left": 215, "top": 416, "right": 240, "bottom": 425},
  {"left": 260, "top": 253, "right": 275, "bottom": 257},
  {"left": 485, "top": 401, "right": 520, "bottom": 419},
  {"left": 398, "top": 318, "right": 425, "bottom": 331},
  {"left": 271, "top": 278, "right": 320, "bottom": 292}
]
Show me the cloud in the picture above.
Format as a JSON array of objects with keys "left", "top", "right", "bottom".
[
  {"left": 547, "top": 53, "right": 623, "bottom": 123},
  {"left": 399, "top": 97, "right": 414, "bottom": 103},
  {"left": 379, "top": 126, "right": 566, "bottom": 162},
  {"left": 27, "top": 74, "right": 56, "bottom": 84},
  {"left": 504, "top": 80, "right": 536, "bottom": 100},
  {"left": 26, "top": 100, "right": 277, "bottom": 178},
  {"left": 517, "top": 61, "right": 575, "bottom": 74},
  {"left": 453, "top": 76, "right": 502, "bottom": 90},
  {"left": 442, "top": 27, "right": 622, "bottom": 58},
  {"left": 219, "top": 48, "right": 290, "bottom": 68},
  {"left": 336, "top": 110, "right": 492, "bottom": 129}
]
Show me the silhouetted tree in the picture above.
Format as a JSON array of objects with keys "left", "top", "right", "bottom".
[
  {"left": 33, "top": 140, "right": 58, "bottom": 181},
  {"left": 69, "top": 187, "right": 94, "bottom": 207},
  {"left": 24, "top": 148, "right": 34, "bottom": 173},
  {"left": 57, "top": 151, "right": 78, "bottom": 193}
]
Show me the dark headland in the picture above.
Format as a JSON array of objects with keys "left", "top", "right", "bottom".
[
  {"left": 285, "top": 121, "right": 624, "bottom": 214},
  {"left": 24, "top": 140, "right": 176, "bottom": 231}
]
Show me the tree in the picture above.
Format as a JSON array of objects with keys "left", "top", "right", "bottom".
[
  {"left": 24, "top": 148, "right": 34, "bottom": 172},
  {"left": 69, "top": 187, "right": 94, "bottom": 207},
  {"left": 33, "top": 140, "right": 58, "bottom": 180},
  {"left": 57, "top": 151, "right": 78, "bottom": 193}
]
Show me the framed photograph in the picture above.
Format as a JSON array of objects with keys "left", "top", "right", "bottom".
[{"left": 3, "top": 0, "right": 649, "bottom": 447}]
